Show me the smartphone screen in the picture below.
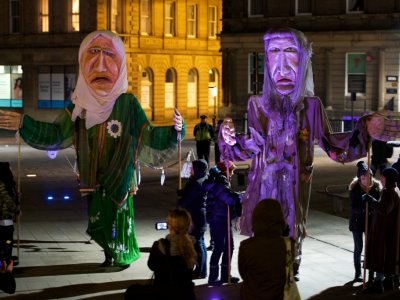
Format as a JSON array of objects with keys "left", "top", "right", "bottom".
[{"left": 155, "top": 222, "right": 168, "bottom": 230}]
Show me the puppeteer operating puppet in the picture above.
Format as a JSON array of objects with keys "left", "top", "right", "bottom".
[
  {"left": 219, "top": 28, "right": 400, "bottom": 278},
  {"left": 0, "top": 30, "right": 184, "bottom": 267}
]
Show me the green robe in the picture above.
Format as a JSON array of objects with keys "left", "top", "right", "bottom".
[{"left": 19, "top": 93, "right": 185, "bottom": 265}]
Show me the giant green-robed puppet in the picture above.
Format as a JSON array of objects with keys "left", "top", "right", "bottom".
[{"left": 0, "top": 30, "right": 184, "bottom": 267}]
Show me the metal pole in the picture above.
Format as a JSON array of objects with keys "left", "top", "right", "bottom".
[{"left": 363, "top": 141, "right": 372, "bottom": 289}]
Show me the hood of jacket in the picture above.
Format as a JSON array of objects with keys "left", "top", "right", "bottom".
[
  {"left": 192, "top": 159, "right": 208, "bottom": 180},
  {"left": 252, "top": 199, "right": 285, "bottom": 237}
]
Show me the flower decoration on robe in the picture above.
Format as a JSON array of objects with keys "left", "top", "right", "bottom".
[{"left": 107, "top": 119, "right": 122, "bottom": 138}]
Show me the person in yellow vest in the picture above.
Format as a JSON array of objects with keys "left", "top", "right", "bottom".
[{"left": 193, "top": 115, "right": 215, "bottom": 164}]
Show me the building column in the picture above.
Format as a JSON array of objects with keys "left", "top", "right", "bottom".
[
  {"left": 378, "top": 49, "right": 385, "bottom": 111},
  {"left": 325, "top": 48, "right": 333, "bottom": 110}
]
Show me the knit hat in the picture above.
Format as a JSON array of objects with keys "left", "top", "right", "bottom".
[
  {"left": 382, "top": 167, "right": 398, "bottom": 186},
  {"left": 356, "top": 161, "right": 372, "bottom": 178},
  {"left": 216, "top": 161, "right": 237, "bottom": 173},
  {"left": 192, "top": 159, "right": 208, "bottom": 179}
]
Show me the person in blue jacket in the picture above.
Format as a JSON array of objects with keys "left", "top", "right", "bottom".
[{"left": 204, "top": 161, "right": 242, "bottom": 286}]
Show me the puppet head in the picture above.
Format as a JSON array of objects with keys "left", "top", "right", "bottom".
[
  {"left": 71, "top": 30, "right": 128, "bottom": 128},
  {"left": 262, "top": 28, "right": 313, "bottom": 112}
]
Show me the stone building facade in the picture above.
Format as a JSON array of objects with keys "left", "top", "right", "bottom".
[
  {"left": 221, "top": 0, "right": 400, "bottom": 132},
  {"left": 0, "top": 0, "right": 222, "bottom": 133}
]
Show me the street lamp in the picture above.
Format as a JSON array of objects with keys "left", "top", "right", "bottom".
[{"left": 211, "top": 86, "right": 217, "bottom": 128}]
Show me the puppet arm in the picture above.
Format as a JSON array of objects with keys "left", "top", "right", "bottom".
[
  {"left": 137, "top": 121, "right": 186, "bottom": 167},
  {"left": 19, "top": 110, "right": 74, "bottom": 150}
]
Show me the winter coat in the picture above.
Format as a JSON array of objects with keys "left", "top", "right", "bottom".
[
  {"left": 203, "top": 173, "right": 242, "bottom": 223},
  {"left": 147, "top": 238, "right": 196, "bottom": 300},
  {"left": 348, "top": 177, "right": 381, "bottom": 232},
  {"left": 365, "top": 185, "right": 400, "bottom": 275},
  {"left": 238, "top": 199, "right": 286, "bottom": 300},
  {"left": 178, "top": 177, "right": 207, "bottom": 236}
]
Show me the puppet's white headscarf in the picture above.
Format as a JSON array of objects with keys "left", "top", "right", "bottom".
[{"left": 71, "top": 30, "right": 128, "bottom": 129}]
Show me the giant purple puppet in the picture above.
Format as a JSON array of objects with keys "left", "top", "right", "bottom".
[{"left": 219, "top": 28, "right": 400, "bottom": 277}]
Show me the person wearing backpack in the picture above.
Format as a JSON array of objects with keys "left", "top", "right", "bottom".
[{"left": 193, "top": 115, "right": 215, "bottom": 164}]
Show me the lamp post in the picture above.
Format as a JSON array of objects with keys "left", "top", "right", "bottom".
[{"left": 211, "top": 86, "right": 217, "bottom": 128}]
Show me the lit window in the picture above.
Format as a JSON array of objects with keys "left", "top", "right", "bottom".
[
  {"left": 10, "top": 0, "right": 21, "bottom": 34},
  {"left": 248, "top": 0, "right": 264, "bottom": 17},
  {"left": 187, "top": 69, "right": 198, "bottom": 107},
  {"left": 0, "top": 65, "right": 23, "bottom": 108},
  {"left": 347, "top": 0, "right": 364, "bottom": 13},
  {"left": 141, "top": 68, "right": 153, "bottom": 111},
  {"left": 110, "top": 0, "right": 123, "bottom": 33},
  {"left": 141, "top": 0, "right": 152, "bottom": 35},
  {"left": 165, "top": 2, "right": 175, "bottom": 37},
  {"left": 296, "top": 0, "right": 311, "bottom": 15},
  {"left": 37, "top": 65, "right": 76, "bottom": 109},
  {"left": 208, "top": 6, "right": 217, "bottom": 38},
  {"left": 40, "top": 0, "right": 49, "bottom": 33},
  {"left": 165, "top": 68, "right": 176, "bottom": 108},
  {"left": 71, "top": 0, "right": 80, "bottom": 32},
  {"left": 208, "top": 69, "right": 218, "bottom": 109},
  {"left": 187, "top": 5, "right": 197, "bottom": 38}
]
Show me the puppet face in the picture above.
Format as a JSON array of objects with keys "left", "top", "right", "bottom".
[
  {"left": 266, "top": 37, "right": 299, "bottom": 95},
  {"left": 81, "top": 36, "right": 122, "bottom": 98}
]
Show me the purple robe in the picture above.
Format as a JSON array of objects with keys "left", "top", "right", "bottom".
[{"left": 220, "top": 95, "right": 370, "bottom": 256}]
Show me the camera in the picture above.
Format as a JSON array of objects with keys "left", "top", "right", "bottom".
[{"left": 155, "top": 222, "right": 168, "bottom": 230}]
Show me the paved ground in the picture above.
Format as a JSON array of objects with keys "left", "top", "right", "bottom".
[{"left": 0, "top": 130, "right": 399, "bottom": 299}]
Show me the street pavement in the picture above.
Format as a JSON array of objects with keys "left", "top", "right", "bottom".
[{"left": 0, "top": 130, "right": 400, "bottom": 299}]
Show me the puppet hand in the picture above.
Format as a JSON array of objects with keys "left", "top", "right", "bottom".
[
  {"left": 367, "top": 111, "right": 400, "bottom": 141},
  {"left": 221, "top": 118, "right": 236, "bottom": 146},
  {"left": 173, "top": 108, "right": 183, "bottom": 132},
  {"left": 0, "top": 109, "right": 22, "bottom": 131}
]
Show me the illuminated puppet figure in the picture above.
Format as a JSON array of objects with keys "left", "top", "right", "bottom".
[
  {"left": 219, "top": 28, "right": 399, "bottom": 278},
  {"left": 0, "top": 30, "right": 184, "bottom": 267}
]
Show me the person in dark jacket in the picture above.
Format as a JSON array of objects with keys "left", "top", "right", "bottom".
[
  {"left": 348, "top": 161, "right": 381, "bottom": 282},
  {"left": 238, "top": 199, "right": 287, "bottom": 300},
  {"left": 204, "top": 161, "right": 242, "bottom": 286},
  {"left": 178, "top": 159, "right": 208, "bottom": 279},
  {"left": 364, "top": 167, "right": 400, "bottom": 294},
  {"left": 0, "top": 162, "right": 19, "bottom": 268},
  {"left": 125, "top": 209, "right": 197, "bottom": 300}
]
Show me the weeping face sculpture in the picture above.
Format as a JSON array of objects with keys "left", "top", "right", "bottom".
[
  {"left": 81, "top": 36, "right": 122, "bottom": 97},
  {"left": 266, "top": 37, "right": 299, "bottom": 96}
]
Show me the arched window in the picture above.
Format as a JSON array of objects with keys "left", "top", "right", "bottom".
[
  {"left": 165, "top": 68, "right": 176, "bottom": 108},
  {"left": 208, "top": 68, "right": 219, "bottom": 122},
  {"left": 141, "top": 68, "right": 153, "bottom": 110},
  {"left": 187, "top": 68, "right": 198, "bottom": 107}
]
